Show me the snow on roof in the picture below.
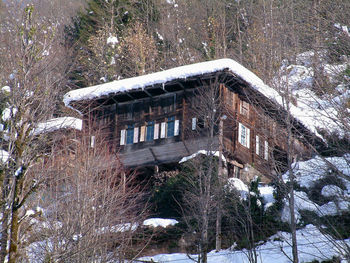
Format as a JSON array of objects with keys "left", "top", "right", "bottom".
[
  {"left": 34, "top": 117, "right": 82, "bottom": 135},
  {"left": 63, "top": 58, "right": 283, "bottom": 108},
  {"left": 63, "top": 58, "right": 341, "bottom": 138}
]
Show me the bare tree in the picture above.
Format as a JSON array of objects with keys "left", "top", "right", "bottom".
[
  {"left": 22, "top": 132, "right": 147, "bottom": 263},
  {"left": 0, "top": 3, "right": 73, "bottom": 262}
]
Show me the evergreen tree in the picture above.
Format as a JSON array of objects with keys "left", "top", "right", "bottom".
[{"left": 67, "top": 0, "right": 160, "bottom": 88}]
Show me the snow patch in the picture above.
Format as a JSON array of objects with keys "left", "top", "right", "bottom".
[
  {"left": 321, "top": 185, "right": 343, "bottom": 197},
  {"left": 225, "top": 178, "right": 249, "bottom": 200},
  {"left": 139, "top": 224, "right": 350, "bottom": 263},
  {"left": 259, "top": 185, "right": 275, "bottom": 209},
  {"left": 0, "top": 150, "right": 10, "bottom": 163},
  {"left": 1, "top": 86, "right": 10, "bottom": 93},
  {"left": 179, "top": 150, "right": 226, "bottom": 163},
  {"left": 107, "top": 34, "right": 118, "bottom": 48},
  {"left": 2, "top": 107, "right": 17, "bottom": 121},
  {"left": 143, "top": 218, "right": 178, "bottom": 228},
  {"left": 34, "top": 117, "right": 82, "bottom": 135}
]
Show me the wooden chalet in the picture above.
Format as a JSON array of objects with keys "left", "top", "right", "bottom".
[{"left": 64, "top": 59, "right": 322, "bottom": 181}]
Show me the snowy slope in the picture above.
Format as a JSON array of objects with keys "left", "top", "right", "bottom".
[
  {"left": 139, "top": 154, "right": 350, "bottom": 263},
  {"left": 139, "top": 224, "right": 350, "bottom": 263}
]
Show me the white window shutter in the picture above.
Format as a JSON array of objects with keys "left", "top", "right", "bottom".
[
  {"left": 90, "top": 135, "right": 95, "bottom": 148},
  {"left": 264, "top": 141, "right": 269, "bottom": 160},
  {"left": 154, "top": 123, "right": 159, "bottom": 139},
  {"left": 256, "top": 135, "right": 259, "bottom": 155},
  {"left": 140, "top": 126, "right": 146, "bottom": 142},
  {"left": 192, "top": 117, "right": 197, "bottom": 130},
  {"left": 120, "top": 130, "right": 126, "bottom": 145},
  {"left": 160, "top": 122, "right": 166, "bottom": 138},
  {"left": 246, "top": 127, "right": 250, "bottom": 148},
  {"left": 133, "top": 127, "right": 139, "bottom": 143},
  {"left": 238, "top": 123, "right": 242, "bottom": 145},
  {"left": 174, "top": 120, "right": 180, "bottom": 136}
]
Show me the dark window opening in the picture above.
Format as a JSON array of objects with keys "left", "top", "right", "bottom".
[
  {"left": 167, "top": 116, "right": 175, "bottom": 137},
  {"left": 146, "top": 122, "right": 154, "bottom": 141},
  {"left": 126, "top": 125, "right": 134, "bottom": 144}
]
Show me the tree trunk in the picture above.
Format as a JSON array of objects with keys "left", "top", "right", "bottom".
[
  {"left": 8, "top": 209, "right": 19, "bottom": 263},
  {"left": 286, "top": 92, "right": 299, "bottom": 263}
]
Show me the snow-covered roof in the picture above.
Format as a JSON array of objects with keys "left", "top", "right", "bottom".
[
  {"left": 34, "top": 117, "right": 82, "bottom": 135},
  {"left": 63, "top": 58, "right": 341, "bottom": 139},
  {"left": 63, "top": 58, "right": 283, "bottom": 108}
]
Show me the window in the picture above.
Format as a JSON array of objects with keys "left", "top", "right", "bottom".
[
  {"left": 154, "top": 123, "right": 159, "bottom": 139},
  {"left": 162, "top": 95, "right": 176, "bottom": 114},
  {"left": 126, "top": 104, "right": 133, "bottom": 120},
  {"left": 160, "top": 122, "right": 166, "bottom": 138},
  {"left": 151, "top": 102, "right": 158, "bottom": 115},
  {"left": 255, "top": 135, "right": 260, "bottom": 155},
  {"left": 167, "top": 116, "right": 175, "bottom": 137},
  {"left": 192, "top": 117, "right": 197, "bottom": 130},
  {"left": 146, "top": 122, "right": 154, "bottom": 141},
  {"left": 174, "top": 119, "right": 180, "bottom": 136},
  {"left": 226, "top": 92, "right": 234, "bottom": 108},
  {"left": 90, "top": 135, "right": 95, "bottom": 148},
  {"left": 126, "top": 125, "right": 134, "bottom": 145},
  {"left": 264, "top": 141, "right": 269, "bottom": 160},
  {"left": 140, "top": 126, "right": 146, "bottom": 142},
  {"left": 133, "top": 127, "right": 139, "bottom": 143},
  {"left": 238, "top": 123, "right": 250, "bottom": 148},
  {"left": 120, "top": 130, "right": 126, "bottom": 145},
  {"left": 240, "top": 100, "right": 249, "bottom": 117}
]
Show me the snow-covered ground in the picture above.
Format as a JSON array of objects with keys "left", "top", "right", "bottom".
[
  {"left": 139, "top": 153, "right": 350, "bottom": 263},
  {"left": 276, "top": 50, "right": 350, "bottom": 138},
  {"left": 139, "top": 224, "right": 350, "bottom": 263}
]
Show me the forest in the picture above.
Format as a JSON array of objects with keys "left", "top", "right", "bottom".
[{"left": 0, "top": 0, "right": 350, "bottom": 262}]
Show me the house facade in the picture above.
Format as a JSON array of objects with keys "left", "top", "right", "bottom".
[{"left": 64, "top": 59, "right": 321, "bottom": 181}]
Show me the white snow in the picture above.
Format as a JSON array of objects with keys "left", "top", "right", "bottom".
[
  {"left": 321, "top": 185, "right": 343, "bottom": 197},
  {"left": 179, "top": 150, "right": 226, "bottom": 163},
  {"left": 34, "top": 117, "right": 82, "bottom": 135},
  {"left": 63, "top": 57, "right": 348, "bottom": 138},
  {"left": 15, "top": 166, "right": 22, "bottom": 177},
  {"left": 283, "top": 155, "right": 350, "bottom": 189},
  {"left": 139, "top": 224, "right": 350, "bottom": 263},
  {"left": 281, "top": 154, "right": 350, "bottom": 221},
  {"left": 0, "top": 150, "right": 10, "bottom": 163},
  {"left": 25, "top": 209, "right": 35, "bottom": 217},
  {"left": 1, "top": 86, "right": 11, "bottom": 93},
  {"left": 106, "top": 34, "right": 118, "bottom": 48},
  {"left": 63, "top": 58, "right": 283, "bottom": 113},
  {"left": 259, "top": 185, "right": 275, "bottom": 209},
  {"left": 225, "top": 178, "right": 249, "bottom": 200},
  {"left": 2, "top": 107, "right": 17, "bottom": 121},
  {"left": 143, "top": 218, "right": 178, "bottom": 228},
  {"left": 97, "top": 223, "right": 139, "bottom": 234}
]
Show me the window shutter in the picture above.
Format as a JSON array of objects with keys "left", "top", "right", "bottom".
[
  {"left": 154, "top": 123, "right": 159, "bottom": 139},
  {"left": 174, "top": 120, "right": 180, "bottom": 136},
  {"left": 246, "top": 127, "right": 250, "bottom": 148},
  {"left": 160, "top": 122, "right": 166, "bottom": 138},
  {"left": 238, "top": 123, "right": 242, "bottom": 145},
  {"left": 140, "top": 126, "right": 146, "bottom": 142},
  {"left": 192, "top": 117, "right": 197, "bottom": 130},
  {"left": 264, "top": 141, "right": 269, "bottom": 160},
  {"left": 90, "top": 135, "right": 95, "bottom": 148},
  {"left": 255, "top": 135, "right": 259, "bottom": 155},
  {"left": 133, "top": 127, "right": 139, "bottom": 143},
  {"left": 120, "top": 130, "right": 126, "bottom": 145}
]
